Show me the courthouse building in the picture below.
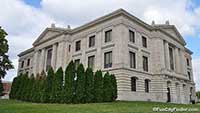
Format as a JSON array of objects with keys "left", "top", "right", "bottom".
[{"left": 17, "top": 9, "right": 196, "bottom": 104}]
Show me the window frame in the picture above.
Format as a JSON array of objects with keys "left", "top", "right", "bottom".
[
  {"left": 27, "top": 58, "right": 30, "bottom": 67},
  {"left": 75, "top": 40, "right": 81, "bottom": 51},
  {"left": 145, "top": 79, "right": 150, "bottom": 93},
  {"left": 104, "top": 51, "right": 112, "bottom": 68},
  {"left": 143, "top": 56, "right": 148, "bottom": 72},
  {"left": 46, "top": 48, "right": 53, "bottom": 71},
  {"left": 142, "top": 36, "right": 147, "bottom": 48},
  {"left": 169, "top": 46, "right": 174, "bottom": 70},
  {"left": 131, "top": 77, "right": 137, "bottom": 91},
  {"left": 129, "top": 30, "right": 135, "bottom": 43},
  {"left": 21, "top": 61, "right": 24, "bottom": 68},
  {"left": 88, "top": 55, "right": 95, "bottom": 69},
  {"left": 89, "top": 35, "right": 95, "bottom": 47},
  {"left": 129, "top": 51, "right": 136, "bottom": 69},
  {"left": 105, "top": 30, "right": 112, "bottom": 43}
]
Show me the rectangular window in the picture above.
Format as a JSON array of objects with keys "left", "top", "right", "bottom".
[
  {"left": 131, "top": 77, "right": 137, "bottom": 91},
  {"left": 169, "top": 47, "right": 174, "bottom": 70},
  {"left": 143, "top": 56, "right": 148, "bottom": 72},
  {"left": 105, "top": 30, "right": 112, "bottom": 43},
  {"left": 21, "top": 61, "right": 24, "bottom": 68},
  {"left": 129, "top": 30, "right": 135, "bottom": 43},
  {"left": 104, "top": 51, "right": 112, "bottom": 68},
  {"left": 129, "top": 52, "right": 136, "bottom": 69},
  {"left": 89, "top": 35, "right": 95, "bottom": 47},
  {"left": 188, "top": 71, "right": 191, "bottom": 80},
  {"left": 69, "top": 45, "right": 71, "bottom": 52},
  {"left": 75, "top": 59, "right": 80, "bottom": 69},
  {"left": 187, "top": 58, "right": 190, "bottom": 66},
  {"left": 46, "top": 49, "right": 52, "bottom": 71},
  {"left": 27, "top": 59, "right": 30, "bottom": 66},
  {"left": 145, "top": 79, "right": 150, "bottom": 93},
  {"left": 142, "top": 36, "right": 147, "bottom": 48},
  {"left": 88, "top": 55, "right": 95, "bottom": 69},
  {"left": 75, "top": 40, "right": 81, "bottom": 51}
]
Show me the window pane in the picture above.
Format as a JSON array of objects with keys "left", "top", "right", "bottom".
[
  {"left": 105, "top": 30, "right": 112, "bottom": 42},
  {"left": 130, "top": 52, "right": 136, "bottom": 68},
  {"left": 89, "top": 36, "right": 95, "bottom": 47},
  {"left": 143, "top": 56, "right": 148, "bottom": 72},
  {"left": 142, "top": 36, "right": 147, "bottom": 48},
  {"left": 88, "top": 55, "right": 95, "bottom": 69},
  {"left": 27, "top": 59, "right": 30, "bottom": 66},
  {"left": 129, "top": 30, "right": 135, "bottom": 43},
  {"left": 169, "top": 47, "right": 174, "bottom": 70},
  {"left": 75, "top": 41, "right": 81, "bottom": 51},
  {"left": 46, "top": 49, "right": 52, "bottom": 71},
  {"left": 131, "top": 77, "right": 136, "bottom": 91},
  {"left": 145, "top": 80, "right": 149, "bottom": 93},
  {"left": 75, "top": 59, "right": 80, "bottom": 69},
  {"left": 104, "top": 51, "right": 112, "bottom": 68}
]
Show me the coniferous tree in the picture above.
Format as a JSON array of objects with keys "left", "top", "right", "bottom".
[
  {"left": 39, "top": 71, "right": 46, "bottom": 103},
  {"left": 94, "top": 70, "right": 103, "bottom": 103},
  {"left": 103, "top": 72, "right": 112, "bottom": 102},
  {"left": 110, "top": 74, "right": 117, "bottom": 101},
  {"left": 10, "top": 75, "right": 20, "bottom": 99},
  {"left": 74, "top": 64, "right": 85, "bottom": 103},
  {"left": 53, "top": 67, "right": 64, "bottom": 103},
  {"left": 23, "top": 74, "right": 30, "bottom": 101},
  {"left": 64, "top": 61, "right": 75, "bottom": 103},
  {"left": 85, "top": 68, "right": 94, "bottom": 103},
  {"left": 43, "top": 67, "right": 54, "bottom": 103},
  {"left": 29, "top": 74, "right": 35, "bottom": 102},
  {"left": 0, "top": 79, "right": 3, "bottom": 96},
  {"left": 16, "top": 74, "right": 25, "bottom": 100}
]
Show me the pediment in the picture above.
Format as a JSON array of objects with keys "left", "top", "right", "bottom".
[
  {"left": 156, "top": 25, "right": 186, "bottom": 45},
  {"left": 33, "top": 28, "right": 65, "bottom": 46}
]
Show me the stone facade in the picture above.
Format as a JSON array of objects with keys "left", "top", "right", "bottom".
[{"left": 17, "top": 9, "right": 196, "bottom": 104}]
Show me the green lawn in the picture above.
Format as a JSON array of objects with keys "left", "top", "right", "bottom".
[{"left": 0, "top": 100, "right": 199, "bottom": 113}]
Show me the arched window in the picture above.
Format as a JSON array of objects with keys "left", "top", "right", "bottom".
[
  {"left": 131, "top": 77, "right": 138, "bottom": 91},
  {"left": 145, "top": 79, "right": 150, "bottom": 93}
]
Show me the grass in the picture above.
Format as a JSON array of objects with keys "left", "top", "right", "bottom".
[{"left": 0, "top": 99, "right": 199, "bottom": 113}]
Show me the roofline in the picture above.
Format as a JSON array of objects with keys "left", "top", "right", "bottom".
[
  {"left": 18, "top": 47, "right": 34, "bottom": 57},
  {"left": 185, "top": 47, "right": 193, "bottom": 55}
]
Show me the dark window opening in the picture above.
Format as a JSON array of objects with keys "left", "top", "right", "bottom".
[{"left": 104, "top": 51, "right": 112, "bottom": 68}]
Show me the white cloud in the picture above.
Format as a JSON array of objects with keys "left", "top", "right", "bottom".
[
  {"left": 0, "top": 0, "right": 200, "bottom": 90},
  {"left": 193, "top": 58, "right": 200, "bottom": 91}
]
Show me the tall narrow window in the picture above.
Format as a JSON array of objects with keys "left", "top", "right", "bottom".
[
  {"left": 89, "top": 35, "right": 95, "bottom": 47},
  {"left": 145, "top": 79, "right": 150, "bottom": 93},
  {"left": 46, "top": 49, "right": 52, "bottom": 71},
  {"left": 21, "top": 61, "right": 24, "bottom": 68},
  {"left": 27, "top": 59, "right": 30, "bottom": 66},
  {"left": 186, "top": 58, "right": 190, "bottom": 66},
  {"left": 69, "top": 45, "right": 71, "bottom": 52},
  {"left": 131, "top": 77, "right": 137, "bottom": 91},
  {"left": 142, "top": 36, "right": 147, "bottom": 48},
  {"left": 75, "top": 40, "right": 81, "bottom": 51},
  {"left": 188, "top": 71, "right": 191, "bottom": 80},
  {"left": 129, "top": 30, "right": 135, "bottom": 43},
  {"left": 105, "top": 30, "right": 112, "bottom": 43},
  {"left": 129, "top": 52, "right": 136, "bottom": 69},
  {"left": 143, "top": 56, "right": 148, "bottom": 72},
  {"left": 75, "top": 59, "right": 80, "bottom": 69},
  {"left": 169, "top": 47, "right": 174, "bottom": 70},
  {"left": 88, "top": 55, "right": 95, "bottom": 69},
  {"left": 104, "top": 51, "right": 112, "bottom": 68}
]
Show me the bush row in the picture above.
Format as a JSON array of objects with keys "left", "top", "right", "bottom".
[{"left": 10, "top": 61, "right": 117, "bottom": 103}]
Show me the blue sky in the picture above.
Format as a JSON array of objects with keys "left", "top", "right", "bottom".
[{"left": 1, "top": 0, "right": 200, "bottom": 90}]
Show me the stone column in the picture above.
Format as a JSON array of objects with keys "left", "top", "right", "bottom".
[
  {"left": 33, "top": 51, "right": 39, "bottom": 75},
  {"left": 180, "top": 50, "right": 187, "bottom": 75},
  {"left": 175, "top": 48, "right": 180, "bottom": 73},
  {"left": 56, "top": 42, "right": 65, "bottom": 70},
  {"left": 39, "top": 49, "right": 45, "bottom": 73},
  {"left": 164, "top": 41, "right": 170, "bottom": 70},
  {"left": 51, "top": 43, "right": 57, "bottom": 70}
]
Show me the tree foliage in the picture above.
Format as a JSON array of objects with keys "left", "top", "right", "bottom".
[
  {"left": 0, "top": 79, "right": 3, "bottom": 96},
  {"left": 94, "top": 70, "right": 103, "bottom": 103},
  {"left": 0, "top": 26, "right": 13, "bottom": 79},
  {"left": 9, "top": 60, "right": 117, "bottom": 104},
  {"left": 85, "top": 68, "right": 94, "bottom": 103},
  {"left": 74, "top": 64, "right": 85, "bottom": 103}
]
